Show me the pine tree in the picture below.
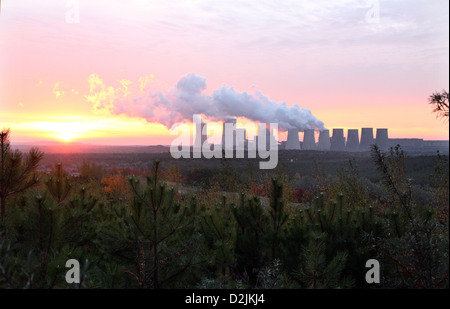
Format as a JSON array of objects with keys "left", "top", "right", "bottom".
[
  {"left": 0, "top": 229, "right": 35, "bottom": 288},
  {"left": 371, "top": 144, "right": 449, "bottom": 288},
  {"left": 2, "top": 162, "right": 101, "bottom": 288},
  {"left": 267, "top": 178, "right": 289, "bottom": 261},
  {"left": 281, "top": 190, "right": 383, "bottom": 287},
  {"left": 46, "top": 163, "right": 72, "bottom": 204},
  {"left": 0, "top": 129, "right": 43, "bottom": 224},
  {"left": 101, "top": 160, "right": 198, "bottom": 288},
  {"left": 293, "top": 234, "right": 354, "bottom": 289},
  {"left": 198, "top": 194, "right": 236, "bottom": 283},
  {"left": 232, "top": 193, "right": 268, "bottom": 286}
]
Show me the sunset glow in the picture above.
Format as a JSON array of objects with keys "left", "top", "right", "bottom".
[
  {"left": 0, "top": 1, "right": 448, "bottom": 292},
  {"left": 24, "top": 121, "right": 96, "bottom": 142},
  {"left": 0, "top": 1, "right": 448, "bottom": 145}
]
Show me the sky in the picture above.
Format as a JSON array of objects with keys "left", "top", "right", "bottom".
[{"left": 0, "top": 0, "right": 449, "bottom": 145}]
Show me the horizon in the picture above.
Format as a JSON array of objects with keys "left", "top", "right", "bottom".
[
  {"left": 1, "top": 1, "right": 449, "bottom": 145},
  {"left": 9, "top": 128, "right": 450, "bottom": 147}
]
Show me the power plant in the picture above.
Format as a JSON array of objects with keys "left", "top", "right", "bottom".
[
  {"left": 281, "top": 127, "right": 447, "bottom": 153},
  {"left": 190, "top": 116, "right": 449, "bottom": 154},
  {"left": 219, "top": 117, "right": 275, "bottom": 151}
]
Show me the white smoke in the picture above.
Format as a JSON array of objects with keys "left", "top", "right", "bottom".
[{"left": 89, "top": 73, "right": 326, "bottom": 131}]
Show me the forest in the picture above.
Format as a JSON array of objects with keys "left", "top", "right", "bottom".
[{"left": 0, "top": 129, "right": 448, "bottom": 289}]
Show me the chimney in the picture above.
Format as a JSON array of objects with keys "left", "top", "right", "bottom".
[
  {"left": 302, "top": 129, "right": 316, "bottom": 150},
  {"left": 330, "top": 128, "right": 345, "bottom": 151},
  {"left": 346, "top": 129, "right": 359, "bottom": 152},
  {"left": 360, "top": 128, "right": 374, "bottom": 151},
  {"left": 286, "top": 128, "right": 300, "bottom": 150},
  {"left": 317, "top": 130, "right": 331, "bottom": 150}
]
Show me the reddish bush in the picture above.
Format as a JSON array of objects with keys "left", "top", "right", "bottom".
[{"left": 292, "top": 187, "right": 313, "bottom": 203}]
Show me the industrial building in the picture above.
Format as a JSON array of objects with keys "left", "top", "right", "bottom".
[
  {"left": 283, "top": 127, "right": 448, "bottom": 153},
  {"left": 191, "top": 117, "right": 448, "bottom": 154}
]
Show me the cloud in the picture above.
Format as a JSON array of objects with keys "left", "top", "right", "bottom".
[
  {"left": 53, "top": 82, "right": 65, "bottom": 99},
  {"left": 138, "top": 74, "right": 155, "bottom": 93},
  {"left": 85, "top": 74, "right": 119, "bottom": 113}
]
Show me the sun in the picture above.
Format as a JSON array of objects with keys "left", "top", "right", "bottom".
[
  {"left": 54, "top": 131, "right": 78, "bottom": 143},
  {"left": 18, "top": 121, "right": 87, "bottom": 143},
  {"left": 29, "top": 121, "right": 87, "bottom": 143},
  {"left": 18, "top": 116, "right": 166, "bottom": 144}
]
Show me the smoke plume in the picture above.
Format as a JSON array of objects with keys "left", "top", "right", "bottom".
[{"left": 87, "top": 73, "right": 326, "bottom": 131}]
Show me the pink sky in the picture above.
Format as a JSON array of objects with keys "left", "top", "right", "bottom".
[{"left": 0, "top": 0, "right": 448, "bottom": 145}]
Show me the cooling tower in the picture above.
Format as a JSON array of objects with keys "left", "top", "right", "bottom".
[
  {"left": 236, "top": 128, "right": 247, "bottom": 150},
  {"left": 317, "top": 130, "right": 331, "bottom": 150},
  {"left": 346, "top": 129, "right": 360, "bottom": 152},
  {"left": 222, "top": 117, "right": 237, "bottom": 150},
  {"left": 376, "top": 128, "right": 389, "bottom": 150},
  {"left": 302, "top": 129, "right": 316, "bottom": 150},
  {"left": 255, "top": 126, "right": 273, "bottom": 150},
  {"left": 194, "top": 120, "right": 207, "bottom": 151},
  {"left": 360, "top": 128, "right": 374, "bottom": 151},
  {"left": 330, "top": 128, "right": 345, "bottom": 151},
  {"left": 286, "top": 128, "right": 300, "bottom": 150}
]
